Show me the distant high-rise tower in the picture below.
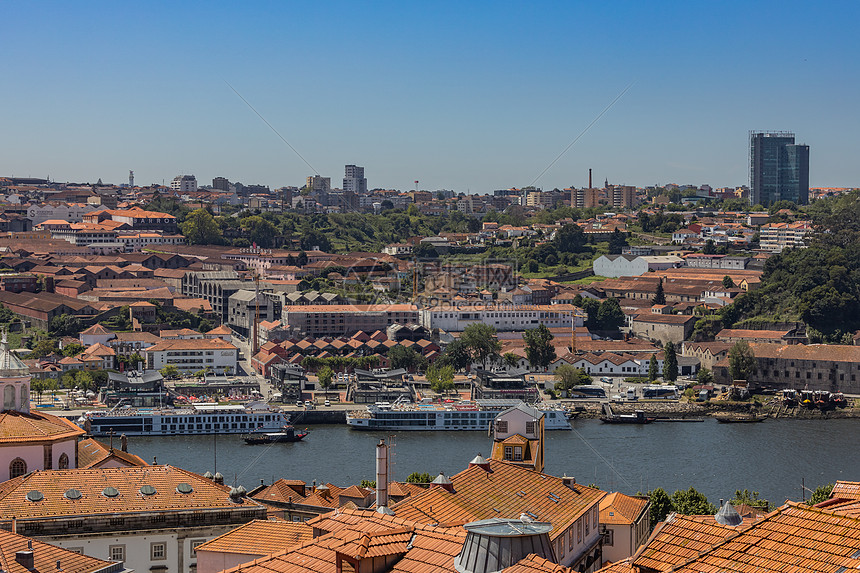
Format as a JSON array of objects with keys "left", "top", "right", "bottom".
[
  {"left": 343, "top": 165, "right": 367, "bottom": 194},
  {"left": 129, "top": 170, "right": 134, "bottom": 188},
  {"left": 749, "top": 131, "right": 809, "bottom": 206},
  {"left": 171, "top": 175, "right": 198, "bottom": 194}
]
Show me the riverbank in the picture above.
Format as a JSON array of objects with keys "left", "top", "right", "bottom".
[{"left": 567, "top": 399, "right": 860, "bottom": 420}]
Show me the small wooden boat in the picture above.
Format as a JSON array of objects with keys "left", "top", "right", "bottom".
[
  {"left": 714, "top": 413, "right": 767, "bottom": 423},
  {"left": 243, "top": 426, "right": 309, "bottom": 444}
]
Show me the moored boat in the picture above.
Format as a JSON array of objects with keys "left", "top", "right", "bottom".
[
  {"left": 243, "top": 426, "right": 309, "bottom": 445},
  {"left": 599, "top": 404, "right": 655, "bottom": 424}
]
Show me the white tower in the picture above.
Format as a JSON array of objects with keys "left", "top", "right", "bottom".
[{"left": 0, "top": 330, "right": 31, "bottom": 413}]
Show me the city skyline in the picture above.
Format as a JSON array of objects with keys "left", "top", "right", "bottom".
[{"left": 2, "top": 1, "right": 859, "bottom": 192}]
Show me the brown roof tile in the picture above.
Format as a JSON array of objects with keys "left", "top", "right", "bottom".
[
  {"left": 0, "top": 529, "right": 115, "bottom": 573},
  {"left": 196, "top": 519, "right": 313, "bottom": 556},
  {"left": 0, "top": 410, "right": 85, "bottom": 444}
]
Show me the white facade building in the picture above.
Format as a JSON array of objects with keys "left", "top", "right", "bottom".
[
  {"left": 343, "top": 164, "right": 367, "bottom": 194},
  {"left": 145, "top": 338, "right": 238, "bottom": 374},
  {"left": 592, "top": 254, "right": 683, "bottom": 278},
  {"left": 420, "top": 304, "right": 584, "bottom": 332},
  {"left": 27, "top": 203, "right": 99, "bottom": 225},
  {"left": 171, "top": 175, "right": 198, "bottom": 194}
]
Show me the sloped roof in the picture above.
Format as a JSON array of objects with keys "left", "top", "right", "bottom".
[
  {"left": 0, "top": 410, "right": 85, "bottom": 444},
  {"left": 195, "top": 519, "right": 312, "bottom": 556},
  {"left": 0, "top": 465, "right": 263, "bottom": 519},
  {"left": 76, "top": 438, "right": 148, "bottom": 468},
  {"left": 599, "top": 492, "right": 649, "bottom": 525},
  {"left": 0, "top": 528, "right": 117, "bottom": 573},
  {"left": 390, "top": 459, "right": 604, "bottom": 540}
]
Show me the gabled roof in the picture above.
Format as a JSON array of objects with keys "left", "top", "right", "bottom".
[
  {"left": 599, "top": 492, "right": 649, "bottom": 525},
  {"left": 76, "top": 438, "right": 149, "bottom": 469},
  {"left": 80, "top": 323, "right": 115, "bottom": 336}
]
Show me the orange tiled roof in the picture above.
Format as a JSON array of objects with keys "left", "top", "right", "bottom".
[
  {"left": 0, "top": 410, "right": 85, "bottom": 444},
  {"left": 195, "top": 519, "right": 312, "bottom": 555},
  {"left": 599, "top": 492, "right": 649, "bottom": 525},
  {"left": 76, "top": 437, "right": 148, "bottom": 468},
  {"left": 0, "top": 528, "right": 115, "bottom": 573},
  {"left": 637, "top": 502, "right": 860, "bottom": 573},
  {"left": 830, "top": 480, "right": 860, "bottom": 500},
  {"left": 0, "top": 465, "right": 263, "bottom": 520},
  {"left": 503, "top": 554, "right": 576, "bottom": 573},
  {"left": 390, "top": 459, "right": 604, "bottom": 540},
  {"left": 632, "top": 512, "right": 739, "bottom": 571}
]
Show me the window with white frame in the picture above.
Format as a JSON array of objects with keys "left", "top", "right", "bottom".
[
  {"left": 151, "top": 542, "right": 166, "bottom": 560},
  {"left": 109, "top": 545, "right": 125, "bottom": 562}
]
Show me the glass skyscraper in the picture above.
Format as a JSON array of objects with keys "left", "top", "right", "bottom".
[{"left": 749, "top": 131, "right": 809, "bottom": 206}]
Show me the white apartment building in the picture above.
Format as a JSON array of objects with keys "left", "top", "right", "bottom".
[
  {"left": 759, "top": 221, "right": 811, "bottom": 252},
  {"left": 117, "top": 232, "right": 186, "bottom": 252},
  {"left": 343, "top": 164, "right": 367, "bottom": 194},
  {"left": 145, "top": 338, "right": 238, "bottom": 373},
  {"left": 420, "top": 303, "right": 585, "bottom": 332},
  {"left": 171, "top": 174, "right": 198, "bottom": 194}
]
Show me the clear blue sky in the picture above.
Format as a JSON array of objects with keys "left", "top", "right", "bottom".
[{"left": 2, "top": 1, "right": 858, "bottom": 192}]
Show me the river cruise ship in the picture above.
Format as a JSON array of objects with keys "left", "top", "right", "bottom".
[
  {"left": 346, "top": 399, "right": 571, "bottom": 431},
  {"left": 78, "top": 403, "right": 288, "bottom": 436}
]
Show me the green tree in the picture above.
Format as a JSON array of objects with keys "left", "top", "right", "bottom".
[
  {"left": 645, "top": 488, "right": 673, "bottom": 525},
  {"left": 663, "top": 341, "right": 678, "bottom": 382},
  {"left": 31, "top": 380, "right": 46, "bottom": 404},
  {"left": 241, "top": 215, "right": 279, "bottom": 248},
  {"left": 359, "top": 479, "right": 376, "bottom": 488},
  {"left": 554, "top": 224, "right": 587, "bottom": 253},
  {"left": 702, "top": 239, "right": 716, "bottom": 255},
  {"left": 75, "top": 370, "right": 94, "bottom": 392},
  {"left": 159, "top": 365, "right": 180, "bottom": 379},
  {"left": 580, "top": 298, "right": 600, "bottom": 330},
  {"left": 608, "top": 228, "right": 629, "bottom": 255},
  {"left": 461, "top": 323, "right": 502, "bottom": 370},
  {"left": 28, "top": 339, "right": 60, "bottom": 359},
  {"left": 653, "top": 278, "right": 666, "bottom": 305},
  {"left": 554, "top": 365, "right": 590, "bottom": 396},
  {"left": 317, "top": 365, "right": 334, "bottom": 389},
  {"left": 387, "top": 345, "right": 425, "bottom": 372},
  {"left": 696, "top": 367, "right": 714, "bottom": 385},
  {"left": 438, "top": 339, "right": 472, "bottom": 372},
  {"left": 427, "top": 364, "right": 455, "bottom": 394},
  {"left": 722, "top": 275, "right": 735, "bottom": 289},
  {"left": 62, "top": 343, "right": 85, "bottom": 357},
  {"left": 596, "top": 297, "right": 625, "bottom": 331},
  {"left": 728, "top": 340, "right": 757, "bottom": 381},
  {"left": 807, "top": 483, "right": 834, "bottom": 505},
  {"left": 522, "top": 324, "right": 557, "bottom": 371},
  {"left": 648, "top": 354, "right": 659, "bottom": 382},
  {"left": 181, "top": 208, "right": 223, "bottom": 245},
  {"left": 405, "top": 472, "right": 433, "bottom": 485},
  {"left": 503, "top": 352, "right": 521, "bottom": 368},
  {"left": 50, "top": 315, "right": 83, "bottom": 337},
  {"left": 671, "top": 487, "right": 718, "bottom": 515},
  {"left": 730, "top": 489, "right": 769, "bottom": 511}
]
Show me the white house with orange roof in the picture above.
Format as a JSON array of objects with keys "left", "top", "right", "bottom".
[{"left": 599, "top": 492, "right": 650, "bottom": 565}]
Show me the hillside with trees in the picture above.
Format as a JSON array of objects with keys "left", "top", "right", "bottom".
[{"left": 720, "top": 191, "right": 860, "bottom": 342}]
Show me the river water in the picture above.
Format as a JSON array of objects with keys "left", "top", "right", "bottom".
[{"left": 124, "top": 418, "right": 860, "bottom": 508}]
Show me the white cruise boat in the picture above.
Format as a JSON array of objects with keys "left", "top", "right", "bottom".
[
  {"left": 346, "top": 399, "right": 571, "bottom": 431},
  {"left": 78, "top": 403, "right": 288, "bottom": 436}
]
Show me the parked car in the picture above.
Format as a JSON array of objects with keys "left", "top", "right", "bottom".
[{"left": 324, "top": 400, "right": 331, "bottom": 407}]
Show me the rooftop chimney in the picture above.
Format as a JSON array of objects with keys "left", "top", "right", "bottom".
[
  {"left": 376, "top": 439, "right": 389, "bottom": 509},
  {"left": 16, "top": 551, "right": 35, "bottom": 571},
  {"left": 121, "top": 434, "right": 128, "bottom": 452},
  {"left": 432, "top": 472, "right": 454, "bottom": 493},
  {"left": 468, "top": 453, "right": 491, "bottom": 472},
  {"left": 589, "top": 168, "right": 592, "bottom": 189}
]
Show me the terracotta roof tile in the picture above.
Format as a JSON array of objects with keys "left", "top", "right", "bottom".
[
  {"left": 0, "top": 529, "right": 115, "bottom": 573},
  {"left": 76, "top": 437, "right": 148, "bottom": 468},
  {"left": 599, "top": 492, "right": 649, "bottom": 526},
  {"left": 830, "top": 480, "right": 860, "bottom": 501},
  {"left": 0, "top": 410, "right": 85, "bottom": 444},
  {"left": 0, "top": 465, "right": 264, "bottom": 520},
  {"left": 196, "top": 519, "right": 313, "bottom": 555},
  {"left": 389, "top": 460, "right": 604, "bottom": 540},
  {"left": 503, "top": 554, "right": 575, "bottom": 573}
]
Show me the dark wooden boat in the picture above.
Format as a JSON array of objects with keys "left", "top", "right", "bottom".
[{"left": 243, "top": 426, "right": 309, "bottom": 444}]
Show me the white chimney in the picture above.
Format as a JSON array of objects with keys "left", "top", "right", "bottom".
[{"left": 376, "top": 439, "right": 389, "bottom": 509}]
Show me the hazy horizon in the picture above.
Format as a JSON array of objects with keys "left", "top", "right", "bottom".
[{"left": 3, "top": 1, "right": 858, "bottom": 192}]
